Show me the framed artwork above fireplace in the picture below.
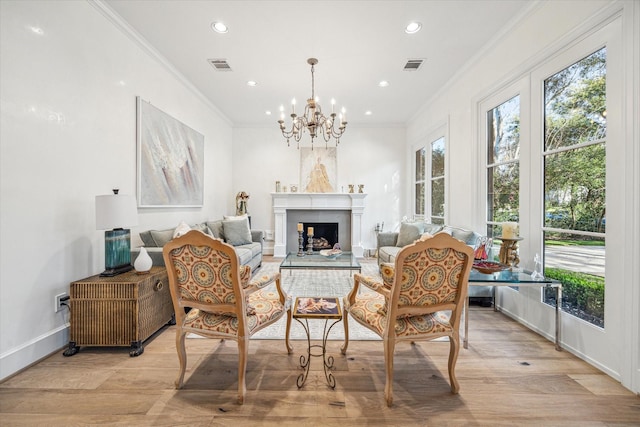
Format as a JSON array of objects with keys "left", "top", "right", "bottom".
[{"left": 300, "top": 147, "right": 337, "bottom": 193}]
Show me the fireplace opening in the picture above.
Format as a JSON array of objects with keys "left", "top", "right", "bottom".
[{"left": 303, "top": 222, "right": 338, "bottom": 251}]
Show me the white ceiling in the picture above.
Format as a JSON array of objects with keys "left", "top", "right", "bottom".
[{"left": 104, "top": 0, "right": 533, "bottom": 127}]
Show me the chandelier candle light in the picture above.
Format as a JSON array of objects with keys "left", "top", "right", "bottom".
[{"left": 278, "top": 58, "right": 347, "bottom": 148}]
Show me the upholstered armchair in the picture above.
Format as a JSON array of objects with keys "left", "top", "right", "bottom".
[
  {"left": 341, "top": 232, "right": 473, "bottom": 406},
  {"left": 162, "top": 230, "right": 292, "bottom": 404}
]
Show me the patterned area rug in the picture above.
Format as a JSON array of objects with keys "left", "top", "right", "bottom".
[
  {"left": 252, "top": 260, "right": 381, "bottom": 340},
  {"left": 189, "top": 259, "right": 382, "bottom": 341}
]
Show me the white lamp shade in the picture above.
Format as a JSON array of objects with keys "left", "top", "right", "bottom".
[{"left": 95, "top": 194, "right": 138, "bottom": 230}]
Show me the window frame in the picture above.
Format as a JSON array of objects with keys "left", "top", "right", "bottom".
[{"left": 413, "top": 123, "right": 449, "bottom": 223}]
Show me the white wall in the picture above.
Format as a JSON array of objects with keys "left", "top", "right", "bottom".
[
  {"left": 0, "top": 0, "right": 234, "bottom": 380},
  {"left": 232, "top": 126, "right": 406, "bottom": 253}
]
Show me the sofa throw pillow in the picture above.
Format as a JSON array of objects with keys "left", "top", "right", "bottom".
[
  {"left": 444, "top": 226, "right": 477, "bottom": 245},
  {"left": 139, "top": 231, "right": 156, "bottom": 247},
  {"left": 222, "top": 216, "right": 252, "bottom": 246},
  {"left": 206, "top": 220, "right": 225, "bottom": 240},
  {"left": 224, "top": 214, "right": 248, "bottom": 221},
  {"left": 418, "top": 232, "right": 433, "bottom": 242},
  {"left": 173, "top": 221, "right": 191, "bottom": 239},
  {"left": 192, "top": 223, "right": 210, "bottom": 235},
  {"left": 423, "top": 224, "right": 443, "bottom": 235},
  {"left": 149, "top": 229, "right": 175, "bottom": 247},
  {"left": 396, "top": 222, "right": 425, "bottom": 247}
]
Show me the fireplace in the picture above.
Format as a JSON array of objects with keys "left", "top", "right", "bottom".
[
  {"left": 287, "top": 210, "right": 350, "bottom": 254},
  {"left": 303, "top": 222, "right": 338, "bottom": 251},
  {"left": 271, "top": 193, "right": 366, "bottom": 257}
]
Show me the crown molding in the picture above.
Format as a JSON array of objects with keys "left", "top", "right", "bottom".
[{"left": 88, "top": 0, "right": 233, "bottom": 127}]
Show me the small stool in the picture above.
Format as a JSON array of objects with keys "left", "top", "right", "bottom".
[{"left": 292, "top": 297, "right": 342, "bottom": 389}]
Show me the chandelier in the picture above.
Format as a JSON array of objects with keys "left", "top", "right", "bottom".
[{"left": 278, "top": 58, "right": 347, "bottom": 148}]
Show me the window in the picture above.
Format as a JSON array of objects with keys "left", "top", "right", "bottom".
[
  {"left": 542, "top": 48, "right": 606, "bottom": 327},
  {"left": 415, "top": 135, "right": 446, "bottom": 222},
  {"left": 430, "top": 137, "right": 445, "bottom": 224},
  {"left": 486, "top": 95, "right": 520, "bottom": 237},
  {"left": 414, "top": 147, "right": 426, "bottom": 218}
]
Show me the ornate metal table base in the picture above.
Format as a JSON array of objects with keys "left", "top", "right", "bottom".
[
  {"left": 292, "top": 296, "right": 343, "bottom": 389},
  {"left": 294, "top": 317, "right": 342, "bottom": 388}
]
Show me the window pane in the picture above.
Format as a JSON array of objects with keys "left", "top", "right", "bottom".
[
  {"left": 487, "top": 163, "right": 519, "bottom": 223},
  {"left": 544, "top": 48, "right": 606, "bottom": 150},
  {"left": 431, "top": 137, "right": 445, "bottom": 177},
  {"left": 542, "top": 48, "right": 606, "bottom": 328},
  {"left": 543, "top": 232, "right": 605, "bottom": 327},
  {"left": 415, "top": 148, "right": 426, "bottom": 181},
  {"left": 487, "top": 95, "right": 520, "bottom": 165},
  {"left": 431, "top": 178, "right": 444, "bottom": 217},
  {"left": 544, "top": 145, "right": 606, "bottom": 233},
  {"left": 415, "top": 183, "right": 425, "bottom": 215},
  {"left": 415, "top": 147, "right": 426, "bottom": 216}
]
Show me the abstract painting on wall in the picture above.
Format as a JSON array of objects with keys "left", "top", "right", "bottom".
[{"left": 136, "top": 97, "right": 204, "bottom": 207}]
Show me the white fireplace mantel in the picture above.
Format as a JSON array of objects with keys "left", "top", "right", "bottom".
[{"left": 271, "top": 192, "right": 367, "bottom": 257}]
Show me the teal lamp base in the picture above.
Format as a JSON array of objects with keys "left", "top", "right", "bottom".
[{"left": 100, "top": 228, "right": 134, "bottom": 277}]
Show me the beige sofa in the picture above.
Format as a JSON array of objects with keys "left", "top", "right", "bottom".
[
  {"left": 132, "top": 218, "right": 264, "bottom": 272},
  {"left": 376, "top": 222, "right": 492, "bottom": 300}
]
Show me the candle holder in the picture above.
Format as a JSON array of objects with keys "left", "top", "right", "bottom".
[
  {"left": 498, "top": 236, "right": 523, "bottom": 267},
  {"left": 307, "top": 233, "right": 314, "bottom": 255},
  {"left": 297, "top": 231, "right": 305, "bottom": 257}
]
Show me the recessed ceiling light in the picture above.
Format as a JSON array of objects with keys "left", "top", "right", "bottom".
[
  {"left": 265, "top": 110, "right": 272, "bottom": 116},
  {"left": 211, "top": 21, "right": 228, "bottom": 33},
  {"left": 365, "top": 111, "right": 373, "bottom": 116},
  {"left": 405, "top": 22, "right": 422, "bottom": 34},
  {"left": 378, "top": 80, "right": 389, "bottom": 87},
  {"left": 247, "top": 80, "right": 257, "bottom": 87}
]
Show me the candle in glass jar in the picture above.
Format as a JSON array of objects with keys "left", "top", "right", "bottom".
[
  {"left": 297, "top": 223, "right": 303, "bottom": 232},
  {"left": 502, "top": 222, "right": 518, "bottom": 239},
  {"left": 308, "top": 227, "right": 314, "bottom": 235}
]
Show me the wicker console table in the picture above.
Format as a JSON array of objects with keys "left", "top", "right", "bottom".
[{"left": 63, "top": 266, "right": 175, "bottom": 357}]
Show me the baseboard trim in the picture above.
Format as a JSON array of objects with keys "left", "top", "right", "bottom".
[{"left": 0, "top": 323, "right": 69, "bottom": 382}]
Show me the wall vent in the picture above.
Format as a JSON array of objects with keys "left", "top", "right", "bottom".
[
  {"left": 208, "top": 59, "right": 232, "bottom": 71},
  {"left": 403, "top": 59, "right": 424, "bottom": 71}
]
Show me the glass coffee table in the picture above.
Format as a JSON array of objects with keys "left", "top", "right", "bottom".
[{"left": 279, "top": 251, "right": 361, "bottom": 275}]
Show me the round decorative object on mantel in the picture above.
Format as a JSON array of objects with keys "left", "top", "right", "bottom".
[{"left": 134, "top": 246, "right": 153, "bottom": 274}]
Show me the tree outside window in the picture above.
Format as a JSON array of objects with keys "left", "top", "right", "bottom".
[
  {"left": 486, "top": 95, "right": 520, "bottom": 237},
  {"left": 543, "top": 48, "right": 606, "bottom": 327},
  {"left": 431, "top": 137, "right": 445, "bottom": 224},
  {"left": 414, "top": 148, "right": 426, "bottom": 217}
]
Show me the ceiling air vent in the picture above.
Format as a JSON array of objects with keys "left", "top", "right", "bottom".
[
  {"left": 208, "top": 59, "right": 232, "bottom": 71},
  {"left": 403, "top": 59, "right": 424, "bottom": 71}
]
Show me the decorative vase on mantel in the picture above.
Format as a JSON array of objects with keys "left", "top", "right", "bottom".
[{"left": 134, "top": 246, "right": 152, "bottom": 274}]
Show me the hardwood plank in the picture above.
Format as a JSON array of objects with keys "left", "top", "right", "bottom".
[{"left": 1, "top": 261, "right": 638, "bottom": 425}]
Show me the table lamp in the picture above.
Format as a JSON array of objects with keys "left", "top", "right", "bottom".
[{"left": 95, "top": 189, "right": 138, "bottom": 277}]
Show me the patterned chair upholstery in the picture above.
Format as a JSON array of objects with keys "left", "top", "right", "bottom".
[
  {"left": 162, "top": 230, "right": 292, "bottom": 404},
  {"left": 341, "top": 232, "right": 473, "bottom": 406}
]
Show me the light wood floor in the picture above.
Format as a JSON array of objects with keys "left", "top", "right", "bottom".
[{"left": 1, "top": 306, "right": 639, "bottom": 426}]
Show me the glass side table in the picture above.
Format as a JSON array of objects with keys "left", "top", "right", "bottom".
[{"left": 292, "top": 296, "right": 343, "bottom": 389}]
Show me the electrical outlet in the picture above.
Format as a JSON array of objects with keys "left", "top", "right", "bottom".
[{"left": 55, "top": 292, "right": 68, "bottom": 312}]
